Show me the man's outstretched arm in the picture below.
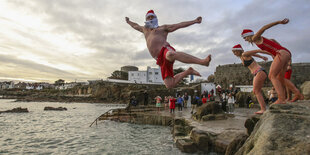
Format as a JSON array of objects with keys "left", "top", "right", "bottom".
[
  {"left": 164, "top": 17, "right": 202, "bottom": 32},
  {"left": 125, "top": 17, "right": 143, "bottom": 33}
]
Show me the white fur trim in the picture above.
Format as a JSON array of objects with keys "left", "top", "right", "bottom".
[
  {"left": 146, "top": 13, "right": 156, "bottom": 18},
  {"left": 242, "top": 32, "right": 254, "bottom": 37},
  {"left": 232, "top": 48, "right": 243, "bottom": 51}
]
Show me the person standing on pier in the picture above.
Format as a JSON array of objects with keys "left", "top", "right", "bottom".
[
  {"left": 164, "top": 96, "right": 169, "bottom": 110},
  {"left": 143, "top": 91, "right": 148, "bottom": 106},
  {"left": 176, "top": 95, "right": 184, "bottom": 111},
  {"left": 191, "top": 95, "right": 199, "bottom": 114},
  {"left": 169, "top": 96, "right": 176, "bottom": 114},
  {"left": 154, "top": 96, "right": 162, "bottom": 113},
  {"left": 202, "top": 95, "right": 207, "bottom": 104},
  {"left": 227, "top": 93, "right": 235, "bottom": 114},
  {"left": 183, "top": 92, "right": 189, "bottom": 108}
]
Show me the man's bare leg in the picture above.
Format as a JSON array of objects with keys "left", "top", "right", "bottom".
[
  {"left": 284, "top": 79, "right": 304, "bottom": 102},
  {"left": 164, "top": 67, "right": 201, "bottom": 89},
  {"left": 166, "top": 51, "right": 212, "bottom": 66}
]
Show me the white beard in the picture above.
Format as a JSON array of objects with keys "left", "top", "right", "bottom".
[{"left": 144, "top": 18, "right": 158, "bottom": 29}]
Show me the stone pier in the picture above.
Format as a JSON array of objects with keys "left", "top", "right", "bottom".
[
  {"left": 92, "top": 100, "right": 310, "bottom": 154},
  {"left": 94, "top": 102, "right": 258, "bottom": 154}
]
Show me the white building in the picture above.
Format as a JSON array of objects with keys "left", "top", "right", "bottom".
[
  {"left": 201, "top": 83, "right": 216, "bottom": 96},
  {"left": 128, "top": 66, "right": 163, "bottom": 84},
  {"left": 55, "top": 82, "right": 80, "bottom": 90},
  {"left": 26, "top": 84, "right": 34, "bottom": 90},
  {"left": 36, "top": 85, "right": 43, "bottom": 90},
  {"left": 236, "top": 85, "right": 253, "bottom": 92}
]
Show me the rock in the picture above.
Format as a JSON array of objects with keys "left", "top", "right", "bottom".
[
  {"left": 173, "top": 125, "right": 187, "bottom": 137},
  {"left": 202, "top": 114, "right": 216, "bottom": 121},
  {"left": 44, "top": 106, "right": 67, "bottom": 111},
  {"left": 201, "top": 114, "right": 227, "bottom": 121},
  {"left": 236, "top": 102, "right": 310, "bottom": 155},
  {"left": 225, "top": 133, "right": 248, "bottom": 155},
  {"left": 300, "top": 81, "right": 310, "bottom": 100},
  {"left": 0, "top": 107, "right": 29, "bottom": 113},
  {"left": 173, "top": 118, "right": 193, "bottom": 137},
  {"left": 176, "top": 138, "right": 197, "bottom": 153},
  {"left": 190, "top": 129, "right": 214, "bottom": 152},
  {"left": 215, "top": 131, "right": 244, "bottom": 154},
  {"left": 244, "top": 115, "right": 261, "bottom": 135},
  {"left": 193, "top": 101, "right": 223, "bottom": 120},
  {"left": 174, "top": 118, "right": 186, "bottom": 126}
]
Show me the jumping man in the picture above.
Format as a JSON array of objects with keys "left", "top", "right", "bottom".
[{"left": 125, "top": 10, "right": 211, "bottom": 88}]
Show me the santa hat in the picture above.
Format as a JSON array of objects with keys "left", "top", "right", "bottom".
[
  {"left": 146, "top": 10, "right": 156, "bottom": 18},
  {"left": 241, "top": 29, "right": 254, "bottom": 38},
  {"left": 232, "top": 44, "right": 243, "bottom": 51}
]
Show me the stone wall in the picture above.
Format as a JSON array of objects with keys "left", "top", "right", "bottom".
[{"left": 214, "top": 62, "right": 310, "bottom": 89}]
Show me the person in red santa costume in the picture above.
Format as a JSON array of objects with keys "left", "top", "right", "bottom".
[
  {"left": 241, "top": 18, "right": 303, "bottom": 104},
  {"left": 232, "top": 44, "right": 268, "bottom": 114},
  {"left": 125, "top": 10, "right": 211, "bottom": 89}
]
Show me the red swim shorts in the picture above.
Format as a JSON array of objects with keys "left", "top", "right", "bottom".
[
  {"left": 156, "top": 46, "right": 175, "bottom": 80},
  {"left": 284, "top": 69, "right": 292, "bottom": 80}
]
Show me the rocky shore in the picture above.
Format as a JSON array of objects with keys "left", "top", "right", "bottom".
[
  {"left": 91, "top": 100, "right": 310, "bottom": 154},
  {"left": 0, "top": 81, "right": 176, "bottom": 104}
]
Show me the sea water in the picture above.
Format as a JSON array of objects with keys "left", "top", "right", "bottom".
[{"left": 0, "top": 99, "right": 184, "bottom": 154}]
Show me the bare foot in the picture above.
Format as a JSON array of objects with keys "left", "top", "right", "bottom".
[
  {"left": 254, "top": 110, "right": 265, "bottom": 114},
  {"left": 203, "top": 54, "right": 212, "bottom": 66},
  {"left": 273, "top": 100, "right": 286, "bottom": 104},
  {"left": 290, "top": 94, "right": 304, "bottom": 102},
  {"left": 188, "top": 67, "right": 201, "bottom": 76}
]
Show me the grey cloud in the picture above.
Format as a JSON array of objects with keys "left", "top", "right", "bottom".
[
  {"left": 2, "top": 0, "right": 310, "bottom": 82},
  {"left": 0, "top": 54, "right": 75, "bottom": 76}
]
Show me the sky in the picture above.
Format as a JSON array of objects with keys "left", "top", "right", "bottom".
[{"left": 0, "top": 0, "right": 309, "bottom": 83}]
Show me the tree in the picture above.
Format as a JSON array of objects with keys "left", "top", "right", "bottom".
[
  {"left": 108, "top": 70, "right": 128, "bottom": 80},
  {"left": 207, "top": 74, "right": 215, "bottom": 82},
  {"left": 54, "top": 79, "right": 65, "bottom": 86},
  {"left": 173, "top": 67, "right": 188, "bottom": 84}
]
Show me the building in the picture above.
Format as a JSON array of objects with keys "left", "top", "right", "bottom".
[
  {"left": 26, "top": 84, "right": 34, "bottom": 90},
  {"left": 0, "top": 81, "right": 14, "bottom": 90},
  {"left": 201, "top": 83, "right": 216, "bottom": 96},
  {"left": 14, "top": 82, "right": 27, "bottom": 89},
  {"left": 128, "top": 66, "right": 163, "bottom": 84},
  {"left": 55, "top": 82, "right": 81, "bottom": 90},
  {"left": 121, "top": 65, "right": 138, "bottom": 73},
  {"left": 236, "top": 85, "right": 253, "bottom": 93}
]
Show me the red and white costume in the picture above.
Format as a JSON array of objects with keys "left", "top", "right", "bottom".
[
  {"left": 156, "top": 46, "right": 176, "bottom": 80},
  {"left": 241, "top": 29, "right": 291, "bottom": 57}
]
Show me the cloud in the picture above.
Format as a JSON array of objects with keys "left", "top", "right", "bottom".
[{"left": 0, "top": 0, "right": 309, "bottom": 82}]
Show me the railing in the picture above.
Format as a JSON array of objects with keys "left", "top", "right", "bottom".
[{"left": 89, "top": 109, "right": 114, "bottom": 127}]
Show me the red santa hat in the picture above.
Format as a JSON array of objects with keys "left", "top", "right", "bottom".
[
  {"left": 146, "top": 10, "right": 157, "bottom": 18},
  {"left": 232, "top": 44, "right": 243, "bottom": 51},
  {"left": 241, "top": 29, "right": 254, "bottom": 38}
]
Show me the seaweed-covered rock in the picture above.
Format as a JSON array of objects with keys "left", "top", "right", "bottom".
[
  {"left": 176, "top": 138, "right": 197, "bottom": 153},
  {"left": 44, "top": 106, "right": 67, "bottom": 111},
  {"left": 0, "top": 107, "right": 29, "bottom": 113}
]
